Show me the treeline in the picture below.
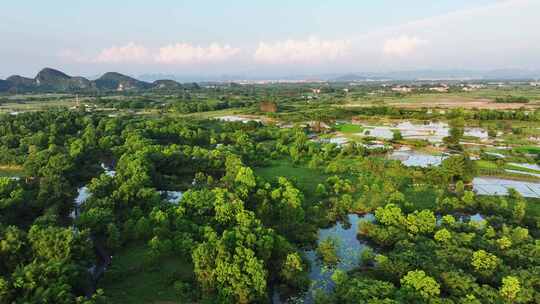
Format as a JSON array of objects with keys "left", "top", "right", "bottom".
[
  {"left": 495, "top": 96, "right": 530, "bottom": 103},
  {"left": 172, "top": 98, "right": 254, "bottom": 113}
]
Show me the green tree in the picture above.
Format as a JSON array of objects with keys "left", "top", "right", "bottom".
[
  {"left": 392, "top": 130, "right": 403, "bottom": 141},
  {"left": 280, "top": 252, "right": 307, "bottom": 289},
  {"left": 512, "top": 200, "right": 526, "bottom": 223},
  {"left": 496, "top": 237, "right": 512, "bottom": 250},
  {"left": 455, "top": 180, "right": 465, "bottom": 196},
  {"left": 434, "top": 228, "right": 452, "bottom": 244},
  {"left": 375, "top": 204, "right": 405, "bottom": 227},
  {"left": 400, "top": 270, "right": 440, "bottom": 299},
  {"left": 234, "top": 166, "right": 256, "bottom": 198},
  {"left": 500, "top": 276, "right": 520, "bottom": 302},
  {"left": 471, "top": 250, "right": 499, "bottom": 275},
  {"left": 406, "top": 210, "right": 436, "bottom": 234},
  {"left": 317, "top": 237, "right": 340, "bottom": 266},
  {"left": 192, "top": 211, "right": 274, "bottom": 303}
]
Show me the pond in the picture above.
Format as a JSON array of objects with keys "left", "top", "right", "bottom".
[
  {"left": 389, "top": 147, "right": 447, "bottom": 167},
  {"left": 275, "top": 213, "right": 374, "bottom": 303},
  {"left": 473, "top": 177, "right": 540, "bottom": 198},
  {"left": 436, "top": 213, "right": 485, "bottom": 226},
  {"left": 469, "top": 213, "right": 485, "bottom": 222},
  {"left": 70, "top": 186, "right": 90, "bottom": 219},
  {"left": 101, "top": 163, "right": 116, "bottom": 177},
  {"left": 458, "top": 213, "right": 485, "bottom": 223},
  {"left": 216, "top": 115, "right": 262, "bottom": 123},
  {"left": 355, "top": 121, "right": 488, "bottom": 143},
  {"left": 159, "top": 190, "right": 183, "bottom": 204},
  {"left": 70, "top": 164, "right": 116, "bottom": 219}
]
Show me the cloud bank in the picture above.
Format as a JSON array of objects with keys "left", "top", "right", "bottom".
[
  {"left": 254, "top": 37, "right": 351, "bottom": 64},
  {"left": 56, "top": 0, "right": 540, "bottom": 73},
  {"left": 156, "top": 43, "right": 240, "bottom": 64},
  {"left": 62, "top": 42, "right": 241, "bottom": 65},
  {"left": 383, "top": 36, "right": 427, "bottom": 57},
  {"left": 95, "top": 42, "right": 150, "bottom": 64}
]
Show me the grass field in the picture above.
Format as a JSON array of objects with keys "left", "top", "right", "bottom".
[
  {"left": 403, "top": 187, "right": 439, "bottom": 210},
  {"left": 476, "top": 160, "right": 499, "bottom": 170},
  {"left": 0, "top": 98, "right": 78, "bottom": 113},
  {"left": 334, "top": 123, "right": 364, "bottom": 133},
  {"left": 523, "top": 197, "right": 540, "bottom": 217},
  {"left": 254, "top": 159, "right": 328, "bottom": 201},
  {"left": 99, "top": 244, "right": 193, "bottom": 304},
  {"left": 515, "top": 146, "right": 540, "bottom": 155},
  {"left": 475, "top": 160, "right": 540, "bottom": 181},
  {"left": 504, "top": 163, "right": 540, "bottom": 174}
]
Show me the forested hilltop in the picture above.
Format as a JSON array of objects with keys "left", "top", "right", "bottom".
[{"left": 0, "top": 68, "right": 190, "bottom": 93}]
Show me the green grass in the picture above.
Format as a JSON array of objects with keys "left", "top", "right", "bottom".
[
  {"left": 254, "top": 159, "right": 328, "bottom": 200},
  {"left": 474, "top": 160, "right": 540, "bottom": 181},
  {"left": 173, "top": 107, "right": 250, "bottom": 119},
  {"left": 99, "top": 244, "right": 193, "bottom": 304},
  {"left": 0, "top": 99, "right": 78, "bottom": 113},
  {"left": 334, "top": 123, "right": 364, "bottom": 133},
  {"left": 504, "top": 163, "right": 540, "bottom": 174},
  {"left": 403, "top": 186, "right": 439, "bottom": 210},
  {"left": 476, "top": 160, "right": 498, "bottom": 170},
  {"left": 523, "top": 198, "right": 540, "bottom": 217},
  {"left": 515, "top": 146, "right": 540, "bottom": 155}
]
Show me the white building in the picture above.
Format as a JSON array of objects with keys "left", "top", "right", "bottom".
[
  {"left": 391, "top": 86, "right": 413, "bottom": 93},
  {"left": 429, "top": 84, "right": 449, "bottom": 92}
]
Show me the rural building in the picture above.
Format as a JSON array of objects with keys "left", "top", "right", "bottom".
[
  {"left": 391, "top": 86, "right": 413, "bottom": 93},
  {"left": 429, "top": 84, "right": 449, "bottom": 92}
]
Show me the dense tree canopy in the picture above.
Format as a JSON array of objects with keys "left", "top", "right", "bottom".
[{"left": 0, "top": 108, "right": 538, "bottom": 304}]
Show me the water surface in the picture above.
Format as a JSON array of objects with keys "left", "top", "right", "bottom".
[
  {"left": 389, "top": 148, "right": 446, "bottom": 167},
  {"left": 277, "top": 214, "right": 374, "bottom": 303}
]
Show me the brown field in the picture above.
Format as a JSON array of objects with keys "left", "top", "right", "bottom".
[
  {"left": 343, "top": 96, "right": 540, "bottom": 110},
  {"left": 393, "top": 98, "right": 539, "bottom": 110}
]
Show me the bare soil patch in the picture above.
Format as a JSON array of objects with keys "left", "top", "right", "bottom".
[{"left": 343, "top": 97, "right": 540, "bottom": 110}]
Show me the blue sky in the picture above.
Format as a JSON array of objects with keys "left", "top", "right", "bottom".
[{"left": 1, "top": 0, "right": 539, "bottom": 78}]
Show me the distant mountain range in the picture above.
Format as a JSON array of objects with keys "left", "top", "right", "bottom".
[
  {"left": 0, "top": 68, "right": 186, "bottom": 93},
  {"left": 2, "top": 68, "right": 539, "bottom": 94}
]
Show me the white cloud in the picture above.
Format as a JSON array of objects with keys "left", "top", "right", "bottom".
[
  {"left": 155, "top": 43, "right": 240, "bottom": 64},
  {"left": 56, "top": 0, "right": 540, "bottom": 72},
  {"left": 95, "top": 42, "right": 150, "bottom": 64},
  {"left": 254, "top": 37, "right": 351, "bottom": 64},
  {"left": 383, "top": 35, "right": 427, "bottom": 57},
  {"left": 58, "top": 49, "right": 88, "bottom": 63}
]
